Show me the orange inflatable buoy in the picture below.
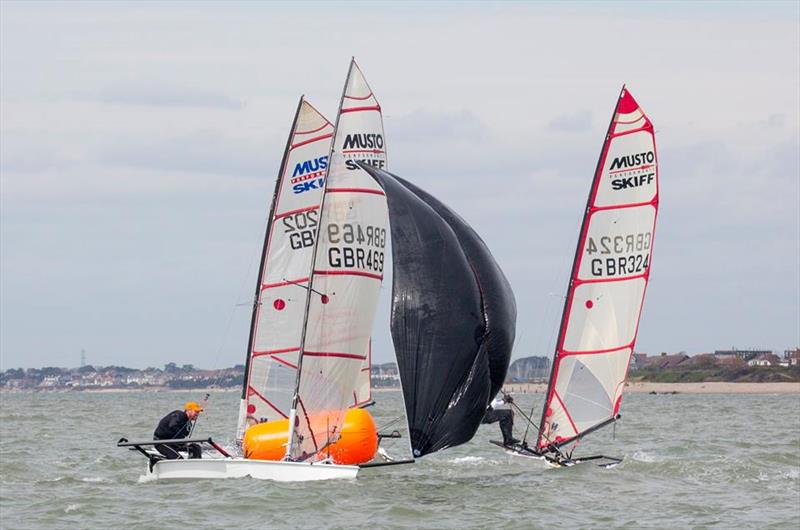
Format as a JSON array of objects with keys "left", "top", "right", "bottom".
[
  {"left": 242, "top": 417, "right": 290, "bottom": 461},
  {"left": 325, "top": 408, "right": 378, "bottom": 465},
  {"left": 243, "top": 407, "right": 378, "bottom": 465}
]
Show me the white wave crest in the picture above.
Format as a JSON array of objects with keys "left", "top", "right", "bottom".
[
  {"left": 631, "top": 450, "right": 658, "bottom": 463},
  {"left": 81, "top": 477, "right": 109, "bottom": 483},
  {"left": 449, "top": 456, "right": 485, "bottom": 465},
  {"left": 64, "top": 504, "right": 80, "bottom": 513}
]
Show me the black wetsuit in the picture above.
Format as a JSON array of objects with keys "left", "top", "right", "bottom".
[
  {"left": 153, "top": 410, "right": 200, "bottom": 459},
  {"left": 481, "top": 406, "right": 516, "bottom": 446}
]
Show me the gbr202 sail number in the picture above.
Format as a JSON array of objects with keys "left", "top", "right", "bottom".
[
  {"left": 585, "top": 231, "right": 651, "bottom": 277},
  {"left": 282, "top": 210, "right": 319, "bottom": 250}
]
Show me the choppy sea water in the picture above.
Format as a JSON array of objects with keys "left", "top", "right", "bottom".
[{"left": 0, "top": 390, "right": 798, "bottom": 529}]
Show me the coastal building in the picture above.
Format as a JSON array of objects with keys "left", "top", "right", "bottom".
[
  {"left": 371, "top": 363, "right": 400, "bottom": 387},
  {"left": 629, "top": 353, "right": 649, "bottom": 371},
  {"left": 784, "top": 349, "right": 800, "bottom": 366},
  {"left": 714, "top": 348, "right": 772, "bottom": 362},
  {"left": 747, "top": 353, "right": 781, "bottom": 367},
  {"left": 684, "top": 353, "right": 717, "bottom": 367},
  {"left": 643, "top": 352, "right": 689, "bottom": 369}
]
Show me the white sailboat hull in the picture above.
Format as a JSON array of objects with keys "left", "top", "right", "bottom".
[{"left": 143, "top": 457, "right": 359, "bottom": 482}]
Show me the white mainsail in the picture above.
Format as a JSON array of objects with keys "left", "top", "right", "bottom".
[
  {"left": 536, "top": 87, "right": 658, "bottom": 452},
  {"left": 237, "top": 99, "right": 334, "bottom": 441},
  {"left": 353, "top": 341, "right": 373, "bottom": 407},
  {"left": 287, "top": 59, "right": 388, "bottom": 461}
]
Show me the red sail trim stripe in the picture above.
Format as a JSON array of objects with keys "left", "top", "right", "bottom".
[
  {"left": 608, "top": 164, "right": 655, "bottom": 175},
  {"left": 297, "top": 396, "right": 319, "bottom": 452},
  {"left": 302, "top": 351, "right": 368, "bottom": 361},
  {"left": 610, "top": 125, "right": 652, "bottom": 140},
  {"left": 590, "top": 199, "right": 658, "bottom": 213},
  {"left": 274, "top": 205, "right": 320, "bottom": 220},
  {"left": 614, "top": 113, "right": 645, "bottom": 125},
  {"left": 248, "top": 386, "right": 288, "bottom": 419},
  {"left": 262, "top": 277, "right": 310, "bottom": 290},
  {"left": 252, "top": 346, "right": 300, "bottom": 357},
  {"left": 340, "top": 105, "right": 381, "bottom": 114},
  {"left": 313, "top": 270, "right": 384, "bottom": 281},
  {"left": 290, "top": 133, "right": 334, "bottom": 151},
  {"left": 344, "top": 91, "right": 374, "bottom": 101},
  {"left": 560, "top": 343, "right": 633, "bottom": 356},
  {"left": 342, "top": 149, "right": 385, "bottom": 154},
  {"left": 573, "top": 272, "right": 649, "bottom": 286},
  {"left": 553, "top": 390, "right": 579, "bottom": 434},
  {"left": 271, "top": 356, "right": 298, "bottom": 370},
  {"left": 325, "top": 187, "right": 386, "bottom": 196},
  {"left": 295, "top": 122, "right": 331, "bottom": 136}
]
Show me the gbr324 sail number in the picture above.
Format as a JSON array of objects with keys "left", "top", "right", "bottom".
[{"left": 585, "top": 231, "right": 651, "bottom": 277}]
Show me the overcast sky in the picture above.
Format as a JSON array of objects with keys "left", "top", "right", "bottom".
[{"left": 1, "top": 1, "right": 798, "bottom": 370}]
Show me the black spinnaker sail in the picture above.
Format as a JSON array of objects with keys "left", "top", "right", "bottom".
[{"left": 359, "top": 163, "right": 516, "bottom": 457}]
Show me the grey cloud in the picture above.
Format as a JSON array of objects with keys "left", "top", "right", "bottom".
[
  {"left": 98, "top": 129, "right": 274, "bottom": 178},
  {"left": 546, "top": 110, "right": 593, "bottom": 133},
  {"left": 386, "top": 109, "right": 488, "bottom": 142},
  {"left": 0, "top": 131, "right": 75, "bottom": 173},
  {"left": 84, "top": 82, "right": 243, "bottom": 110}
]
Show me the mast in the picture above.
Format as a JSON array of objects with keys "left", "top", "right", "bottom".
[
  {"left": 284, "top": 59, "right": 356, "bottom": 460},
  {"left": 534, "top": 86, "right": 658, "bottom": 453}
]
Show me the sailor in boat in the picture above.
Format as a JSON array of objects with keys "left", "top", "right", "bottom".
[
  {"left": 153, "top": 402, "right": 203, "bottom": 459},
  {"left": 481, "top": 392, "right": 520, "bottom": 447}
]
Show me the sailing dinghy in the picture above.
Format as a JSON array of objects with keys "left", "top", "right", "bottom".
[
  {"left": 119, "top": 59, "right": 390, "bottom": 481},
  {"left": 496, "top": 87, "right": 658, "bottom": 468}
]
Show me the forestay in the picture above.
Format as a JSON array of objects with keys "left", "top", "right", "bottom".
[
  {"left": 536, "top": 87, "right": 658, "bottom": 451},
  {"left": 237, "top": 99, "right": 334, "bottom": 441},
  {"left": 288, "top": 59, "right": 388, "bottom": 461},
  {"left": 360, "top": 164, "right": 516, "bottom": 458}
]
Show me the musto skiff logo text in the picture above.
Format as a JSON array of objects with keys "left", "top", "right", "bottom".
[
  {"left": 343, "top": 133, "right": 385, "bottom": 170},
  {"left": 291, "top": 156, "right": 328, "bottom": 194},
  {"left": 608, "top": 151, "right": 655, "bottom": 190}
]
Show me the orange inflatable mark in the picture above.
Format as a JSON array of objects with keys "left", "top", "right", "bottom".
[{"left": 243, "top": 408, "right": 378, "bottom": 465}]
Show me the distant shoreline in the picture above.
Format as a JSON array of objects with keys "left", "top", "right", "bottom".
[
  {"left": 501, "top": 382, "right": 800, "bottom": 394},
  {"left": 2, "top": 382, "right": 799, "bottom": 394}
]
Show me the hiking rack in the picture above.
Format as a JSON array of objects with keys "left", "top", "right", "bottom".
[{"left": 117, "top": 437, "right": 231, "bottom": 471}]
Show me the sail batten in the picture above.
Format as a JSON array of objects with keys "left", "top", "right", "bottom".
[{"left": 535, "top": 87, "right": 658, "bottom": 452}]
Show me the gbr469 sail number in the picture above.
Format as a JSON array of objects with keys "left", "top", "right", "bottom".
[{"left": 327, "top": 223, "right": 386, "bottom": 273}]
